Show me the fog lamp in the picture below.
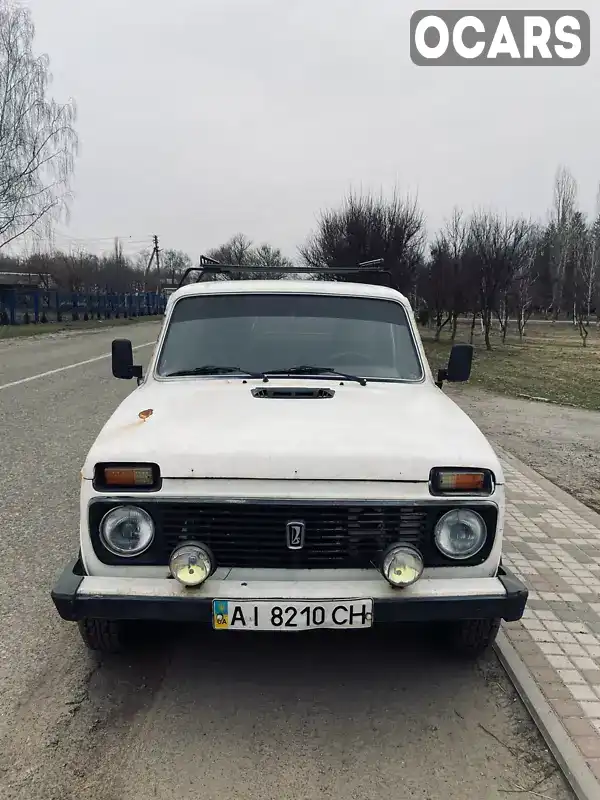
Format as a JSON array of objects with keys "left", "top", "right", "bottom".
[
  {"left": 169, "top": 542, "right": 213, "bottom": 587},
  {"left": 382, "top": 544, "right": 424, "bottom": 588}
]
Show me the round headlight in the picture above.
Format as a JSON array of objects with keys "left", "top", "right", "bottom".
[
  {"left": 434, "top": 509, "right": 487, "bottom": 560},
  {"left": 169, "top": 542, "right": 213, "bottom": 587},
  {"left": 382, "top": 545, "right": 424, "bottom": 588},
  {"left": 100, "top": 505, "right": 155, "bottom": 557}
]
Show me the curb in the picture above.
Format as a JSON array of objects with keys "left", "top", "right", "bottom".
[{"left": 495, "top": 629, "right": 600, "bottom": 800}]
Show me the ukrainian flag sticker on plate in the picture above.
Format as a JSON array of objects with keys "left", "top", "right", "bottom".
[{"left": 213, "top": 600, "right": 229, "bottom": 630}]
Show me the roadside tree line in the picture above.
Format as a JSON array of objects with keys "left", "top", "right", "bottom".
[
  {"left": 6, "top": 165, "right": 600, "bottom": 350},
  {"left": 421, "top": 168, "right": 600, "bottom": 349},
  {"left": 0, "top": 3, "right": 599, "bottom": 350},
  {"left": 299, "top": 167, "right": 600, "bottom": 350}
]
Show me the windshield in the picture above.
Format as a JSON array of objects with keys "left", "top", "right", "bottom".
[{"left": 156, "top": 293, "right": 424, "bottom": 381}]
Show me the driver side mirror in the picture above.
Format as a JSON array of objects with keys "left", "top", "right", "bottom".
[
  {"left": 112, "top": 339, "right": 143, "bottom": 382},
  {"left": 436, "top": 343, "right": 473, "bottom": 388}
]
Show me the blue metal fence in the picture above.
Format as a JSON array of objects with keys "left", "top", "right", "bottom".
[{"left": 0, "top": 289, "right": 167, "bottom": 325}]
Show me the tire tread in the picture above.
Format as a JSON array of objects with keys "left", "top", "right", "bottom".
[
  {"left": 78, "top": 618, "right": 125, "bottom": 654},
  {"left": 451, "top": 618, "right": 501, "bottom": 658}
]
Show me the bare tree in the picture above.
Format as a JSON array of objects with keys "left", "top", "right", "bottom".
[
  {"left": 444, "top": 207, "right": 469, "bottom": 340},
  {"left": 513, "top": 226, "right": 541, "bottom": 341},
  {"left": 0, "top": 3, "right": 78, "bottom": 248},
  {"left": 206, "top": 232, "right": 254, "bottom": 266},
  {"left": 299, "top": 189, "right": 425, "bottom": 293},
  {"left": 252, "top": 242, "right": 294, "bottom": 269},
  {"left": 549, "top": 166, "right": 578, "bottom": 321},
  {"left": 469, "top": 212, "right": 531, "bottom": 350},
  {"left": 206, "top": 234, "right": 292, "bottom": 279},
  {"left": 570, "top": 213, "right": 593, "bottom": 346},
  {"left": 590, "top": 186, "right": 600, "bottom": 326},
  {"left": 162, "top": 248, "right": 192, "bottom": 286},
  {"left": 425, "top": 235, "right": 453, "bottom": 341}
]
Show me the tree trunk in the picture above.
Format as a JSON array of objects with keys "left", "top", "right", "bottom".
[
  {"left": 484, "top": 309, "right": 492, "bottom": 351},
  {"left": 517, "top": 308, "right": 526, "bottom": 342},
  {"left": 496, "top": 301, "right": 510, "bottom": 344},
  {"left": 450, "top": 312, "right": 458, "bottom": 341},
  {"left": 434, "top": 313, "right": 451, "bottom": 342},
  {"left": 469, "top": 311, "right": 477, "bottom": 344},
  {"left": 502, "top": 308, "right": 509, "bottom": 343}
]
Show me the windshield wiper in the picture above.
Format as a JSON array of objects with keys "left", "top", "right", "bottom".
[
  {"left": 264, "top": 365, "right": 367, "bottom": 386},
  {"left": 164, "top": 365, "right": 265, "bottom": 379}
]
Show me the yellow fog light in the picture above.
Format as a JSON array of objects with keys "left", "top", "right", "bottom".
[
  {"left": 169, "top": 542, "right": 214, "bottom": 587},
  {"left": 382, "top": 545, "right": 424, "bottom": 588}
]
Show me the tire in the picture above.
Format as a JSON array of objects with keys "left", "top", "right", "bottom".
[
  {"left": 449, "top": 618, "right": 501, "bottom": 659},
  {"left": 77, "top": 618, "right": 127, "bottom": 654}
]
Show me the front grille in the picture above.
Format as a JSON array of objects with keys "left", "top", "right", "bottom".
[
  {"left": 159, "top": 502, "right": 428, "bottom": 569},
  {"left": 89, "top": 500, "right": 498, "bottom": 569}
]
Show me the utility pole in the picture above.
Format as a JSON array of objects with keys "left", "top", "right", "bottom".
[
  {"left": 143, "top": 234, "right": 161, "bottom": 291},
  {"left": 153, "top": 234, "right": 161, "bottom": 290}
]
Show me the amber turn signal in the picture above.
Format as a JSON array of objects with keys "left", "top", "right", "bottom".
[
  {"left": 104, "top": 467, "right": 154, "bottom": 486},
  {"left": 430, "top": 468, "right": 493, "bottom": 495},
  {"left": 93, "top": 463, "right": 161, "bottom": 491}
]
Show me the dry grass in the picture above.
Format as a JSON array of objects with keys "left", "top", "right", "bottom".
[
  {"left": 421, "top": 320, "right": 600, "bottom": 412},
  {"left": 0, "top": 315, "right": 164, "bottom": 340}
]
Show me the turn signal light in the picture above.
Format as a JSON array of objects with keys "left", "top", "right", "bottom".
[
  {"left": 105, "top": 467, "right": 154, "bottom": 486},
  {"left": 430, "top": 468, "right": 494, "bottom": 495},
  {"left": 94, "top": 463, "right": 161, "bottom": 491}
]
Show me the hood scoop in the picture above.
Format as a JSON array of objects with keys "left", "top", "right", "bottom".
[{"left": 251, "top": 386, "right": 335, "bottom": 399}]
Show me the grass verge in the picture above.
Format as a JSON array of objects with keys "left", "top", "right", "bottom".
[
  {"left": 0, "top": 315, "right": 164, "bottom": 340},
  {"left": 421, "top": 320, "right": 600, "bottom": 412}
]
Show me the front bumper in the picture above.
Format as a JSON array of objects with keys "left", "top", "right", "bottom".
[{"left": 51, "top": 558, "right": 528, "bottom": 624}]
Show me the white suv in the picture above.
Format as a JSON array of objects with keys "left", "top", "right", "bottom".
[{"left": 51, "top": 264, "right": 527, "bottom": 657}]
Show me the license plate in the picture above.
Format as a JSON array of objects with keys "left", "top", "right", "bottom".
[{"left": 212, "top": 599, "right": 373, "bottom": 631}]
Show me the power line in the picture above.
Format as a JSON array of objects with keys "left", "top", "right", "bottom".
[{"left": 53, "top": 232, "right": 154, "bottom": 245}]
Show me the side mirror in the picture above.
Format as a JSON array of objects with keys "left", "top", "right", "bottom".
[
  {"left": 436, "top": 344, "right": 473, "bottom": 388},
  {"left": 112, "top": 339, "right": 143, "bottom": 381}
]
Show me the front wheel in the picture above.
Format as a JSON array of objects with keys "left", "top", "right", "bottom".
[
  {"left": 449, "top": 618, "right": 501, "bottom": 659},
  {"left": 77, "top": 618, "right": 127, "bottom": 654}
]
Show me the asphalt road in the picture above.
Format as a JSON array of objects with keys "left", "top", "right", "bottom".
[{"left": 0, "top": 323, "right": 574, "bottom": 800}]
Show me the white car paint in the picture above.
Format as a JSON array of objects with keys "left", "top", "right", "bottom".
[
  {"left": 76, "top": 573, "right": 508, "bottom": 602},
  {"left": 79, "top": 277, "right": 507, "bottom": 596},
  {"left": 83, "top": 378, "right": 503, "bottom": 482}
]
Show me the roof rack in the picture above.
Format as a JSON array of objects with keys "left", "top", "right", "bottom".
[{"left": 176, "top": 257, "right": 393, "bottom": 289}]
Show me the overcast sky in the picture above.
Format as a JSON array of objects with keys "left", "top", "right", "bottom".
[{"left": 21, "top": 0, "right": 600, "bottom": 262}]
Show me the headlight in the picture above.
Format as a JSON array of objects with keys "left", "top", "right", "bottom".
[
  {"left": 382, "top": 544, "right": 424, "bottom": 588},
  {"left": 434, "top": 509, "right": 487, "bottom": 560},
  {"left": 169, "top": 542, "right": 214, "bottom": 587},
  {"left": 100, "top": 505, "right": 155, "bottom": 557}
]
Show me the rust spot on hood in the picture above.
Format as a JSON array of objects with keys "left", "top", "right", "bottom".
[{"left": 138, "top": 408, "right": 153, "bottom": 421}]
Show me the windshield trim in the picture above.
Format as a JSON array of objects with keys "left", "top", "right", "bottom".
[{"left": 150, "top": 291, "right": 427, "bottom": 386}]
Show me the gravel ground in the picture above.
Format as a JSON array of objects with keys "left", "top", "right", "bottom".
[
  {"left": 447, "top": 385, "right": 600, "bottom": 514},
  {"left": 0, "top": 327, "right": 576, "bottom": 800}
]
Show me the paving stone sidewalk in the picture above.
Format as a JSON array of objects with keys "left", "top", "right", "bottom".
[{"left": 499, "top": 446, "right": 600, "bottom": 790}]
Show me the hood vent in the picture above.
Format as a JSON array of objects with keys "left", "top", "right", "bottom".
[{"left": 251, "top": 386, "right": 335, "bottom": 399}]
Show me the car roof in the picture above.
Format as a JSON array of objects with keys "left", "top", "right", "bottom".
[{"left": 168, "top": 278, "right": 410, "bottom": 306}]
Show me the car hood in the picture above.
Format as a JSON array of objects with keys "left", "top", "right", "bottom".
[{"left": 83, "top": 379, "right": 503, "bottom": 483}]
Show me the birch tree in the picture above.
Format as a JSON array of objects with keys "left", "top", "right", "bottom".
[
  {"left": 549, "top": 166, "right": 578, "bottom": 320},
  {"left": 0, "top": 3, "right": 78, "bottom": 248}
]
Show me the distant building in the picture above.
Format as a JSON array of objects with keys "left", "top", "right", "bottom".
[{"left": 0, "top": 271, "right": 56, "bottom": 290}]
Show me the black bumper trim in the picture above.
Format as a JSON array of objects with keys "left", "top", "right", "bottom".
[{"left": 51, "top": 560, "right": 528, "bottom": 624}]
